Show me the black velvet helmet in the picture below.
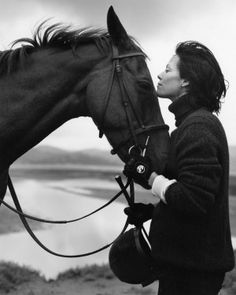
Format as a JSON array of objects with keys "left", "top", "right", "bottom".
[{"left": 109, "top": 227, "right": 158, "bottom": 286}]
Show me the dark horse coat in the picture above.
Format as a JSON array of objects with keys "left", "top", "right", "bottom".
[{"left": 149, "top": 95, "right": 235, "bottom": 273}]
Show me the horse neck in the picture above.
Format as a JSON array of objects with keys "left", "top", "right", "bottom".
[{"left": 0, "top": 45, "right": 105, "bottom": 169}]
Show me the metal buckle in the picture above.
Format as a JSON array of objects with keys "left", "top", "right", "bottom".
[{"left": 128, "top": 145, "right": 142, "bottom": 156}]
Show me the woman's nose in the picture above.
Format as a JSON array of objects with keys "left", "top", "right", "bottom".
[{"left": 157, "top": 72, "right": 163, "bottom": 80}]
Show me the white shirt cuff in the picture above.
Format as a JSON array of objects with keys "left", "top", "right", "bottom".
[{"left": 151, "top": 175, "right": 177, "bottom": 204}]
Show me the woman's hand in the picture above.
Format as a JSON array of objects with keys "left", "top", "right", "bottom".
[
  {"left": 124, "top": 203, "right": 154, "bottom": 226},
  {"left": 123, "top": 155, "right": 152, "bottom": 189}
]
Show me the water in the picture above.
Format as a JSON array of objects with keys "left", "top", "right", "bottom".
[
  {"left": 0, "top": 178, "right": 127, "bottom": 279},
  {"left": 1, "top": 177, "right": 235, "bottom": 279}
]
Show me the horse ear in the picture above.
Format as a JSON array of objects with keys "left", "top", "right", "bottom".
[{"left": 107, "top": 6, "right": 131, "bottom": 51}]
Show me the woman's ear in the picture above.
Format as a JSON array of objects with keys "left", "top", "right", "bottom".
[{"left": 181, "top": 79, "right": 189, "bottom": 88}]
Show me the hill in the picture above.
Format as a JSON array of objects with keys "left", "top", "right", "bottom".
[
  {"left": 12, "top": 145, "right": 236, "bottom": 174},
  {"left": 13, "top": 146, "right": 122, "bottom": 167}
]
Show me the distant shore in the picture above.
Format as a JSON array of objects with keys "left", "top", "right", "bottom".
[
  {"left": 10, "top": 165, "right": 122, "bottom": 182},
  {"left": 10, "top": 164, "right": 236, "bottom": 197}
]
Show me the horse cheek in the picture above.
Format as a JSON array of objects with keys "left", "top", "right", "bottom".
[{"left": 86, "top": 80, "right": 106, "bottom": 124}]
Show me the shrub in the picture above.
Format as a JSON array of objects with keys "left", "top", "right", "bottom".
[
  {"left": 56, "top": 264, "right": 114, "bottom": 281},
  {"left": 0, "top": 261, "right": 42, "bottom": 293},
  {"left": 56, "top": 268, "right": 82, "bottom": 280}
]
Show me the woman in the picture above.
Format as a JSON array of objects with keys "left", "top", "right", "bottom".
[{"left": 124, "top": 41, "right": 235, "bottom": 295}]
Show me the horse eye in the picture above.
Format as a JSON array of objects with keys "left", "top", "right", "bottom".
[{"left": 138, "top": 80, "right": 153, "bottom": 91}]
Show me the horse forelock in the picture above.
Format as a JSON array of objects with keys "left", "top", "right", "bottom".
[{"left": 0, "top": 21, "right": 146, "bottom": 76}]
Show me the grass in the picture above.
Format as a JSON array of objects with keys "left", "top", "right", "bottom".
[
  {"left": 0, "top": 259, "right": 236, "bottom": 294},
  {"left": 56, "top": 264, "right": 115, "bottom": 281},
  {"left": 0, "top": 262, "right": 116, "bottom": 293},
  {"left": 0, "top": 262, "right": 44, "bottom": 293},
  {"left": 127, "top": 286, "right": 155, "bottom": 294}
]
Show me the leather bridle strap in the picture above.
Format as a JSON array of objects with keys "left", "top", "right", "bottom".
[
  {"left": 98, "top": 47, "right": 144, "bottom": 139},
  {"left": 113, "top": 52, "right": 145, "bottom": 59},
  {"left": 133, "top": 226, "right": 157, "bottom": 287},
  {"left": 98, "top": 44, "right": 169, "bottom": 155},
  {"left": 98, "top": 60, "right": 116, "bottom": 138},
  {"left": 111, "top": 45, "right": 145, "bottom": 148},
  {"left": 111, "top": 124, "right": 169, "bottom": 155}
]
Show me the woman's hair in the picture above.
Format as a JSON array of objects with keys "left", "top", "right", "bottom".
[{"left": 175, "top": 41, "right": 227, "bottom": 113}]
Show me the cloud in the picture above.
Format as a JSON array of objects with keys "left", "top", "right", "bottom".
[
  {"left": 2, "top": 0, "right": 235, "bottom": 46},
  {"left": 0, "top": 0, "right": 236, "bottom": 148},
  {"left": 34, "top": 0, "right": 235, "bottom": 40}
]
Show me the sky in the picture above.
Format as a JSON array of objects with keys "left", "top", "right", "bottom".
[{"left": 0, "top": 0, "right": 236, "bottom": 150}]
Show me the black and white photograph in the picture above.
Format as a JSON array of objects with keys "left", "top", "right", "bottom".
[{"left": 0, "top": 0, "right": 235, "bottom": 294}]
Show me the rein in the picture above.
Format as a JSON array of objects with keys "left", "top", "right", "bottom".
[
  {"left": 4, "top": 175, "right": 133, "bottom": 258},
  {"left": 5, "top": 175, "right": 150, "bottom": 259},
  {"left": 3, "top": 176, "right": 131, "bottom": 224}
]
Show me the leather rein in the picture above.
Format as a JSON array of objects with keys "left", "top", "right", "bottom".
[
  {"left": 2, "top": 43, "right": 166, "bottom": 258},
  {"left": 4, "top": 175, "right": 132, "bottom": 258}
]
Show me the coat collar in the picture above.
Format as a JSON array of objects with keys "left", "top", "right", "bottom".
[{"left": 168, "top": 95, "right": 201, "bottom": 127}]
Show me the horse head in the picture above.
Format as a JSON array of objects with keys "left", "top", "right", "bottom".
[
  {"left": 0, "top": 7, "right": 169, "bottom": 197},
  {"left": 86, "top": 7, "right": 170, "bottom": 175}
]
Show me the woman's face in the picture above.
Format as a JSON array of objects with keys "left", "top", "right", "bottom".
[{"left": 157, "top": 54, "right": 187, "bottom": 101}]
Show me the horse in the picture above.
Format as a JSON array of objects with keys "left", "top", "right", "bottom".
[{"left": 0, "top": 6, "right": 169, "bottom": 202}]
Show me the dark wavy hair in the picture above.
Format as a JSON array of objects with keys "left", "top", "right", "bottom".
[{"left": 176, "top": 41, "right": 227, "bottom": 113}]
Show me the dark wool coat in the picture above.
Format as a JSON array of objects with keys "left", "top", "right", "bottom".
[{"left": 149, "top": 95, "right": 235, "bottom": 273}]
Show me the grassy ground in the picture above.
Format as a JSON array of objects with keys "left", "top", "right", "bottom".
[
  {"left": 0, "top": 262, "right": 159, "bottom": 295},
  {"left": 0, "top": 259, "right": 235, "bottom": 295}
]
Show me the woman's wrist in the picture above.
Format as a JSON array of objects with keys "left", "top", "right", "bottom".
[
  {"left": 151, "top": 175, "right": 177, "bottom": 204},
  {"left": 148, "top": 172, "right": 158, "bottom": 187}
]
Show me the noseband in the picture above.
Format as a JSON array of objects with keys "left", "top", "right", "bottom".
[{"left": 98, "top": 44, "right": 169, "bottom": 156}]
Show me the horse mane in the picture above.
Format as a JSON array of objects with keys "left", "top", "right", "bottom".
[
  {"left": 0, "top": 21, "right": 145, "bottom": 76},
  {"left": 14, "top": 22, "right": 110, "bottom": 51}
]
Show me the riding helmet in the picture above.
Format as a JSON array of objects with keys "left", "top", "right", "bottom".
[{"left": 109, "top": 227, "right": 158, "bottom": 286}]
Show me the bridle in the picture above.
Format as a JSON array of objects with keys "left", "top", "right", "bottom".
[
  {"left": 2, "top": 43, "right": 168, "bottom": 258},
  {"left": 98, "top": 44, "right": 169, "bottom": 156}
]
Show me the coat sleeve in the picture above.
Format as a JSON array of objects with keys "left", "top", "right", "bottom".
[{"left": 165, "top": 118, "right": 223, "bottom": 217}]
